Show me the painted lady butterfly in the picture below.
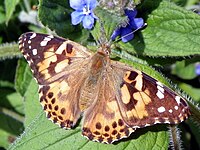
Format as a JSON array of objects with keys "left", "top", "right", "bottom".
[{"left": 18, "top": 32, "right": 190, "bottom": 144}]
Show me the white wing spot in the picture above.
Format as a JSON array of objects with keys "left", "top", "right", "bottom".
[
  {"left": 174, "top": 106, "right": 178, "bottom": 110},
  {"left": 157, "top": 106, "right": 166, "bottom": 113},
  {"left": 156, "top": 81, "right": 163, "bottom": 87},
  {"left": 144, "top": 124, "right": 151, "bottom": 127},
  {"left": 169, "top": 109, "right": 173, "bottom": 113},
  {"left": 164, "top": 120, "right": 170, "bottom": 124},
  {"left": 27, "top": 60, "right": 32, "bottom": 66},
  {"left": 32, "top": 49, "right": 37, "bottom": 55},
  {"left": 175, "top": 96, "right": 181, "bottom": 105},
  {"left": 24, "top": 55, "right": 28, "bottom": 60},
  {"left": 44, "top": 37, "right": 52, "bottom": 41},
  {"left": 156, "top": 90, "right": 164, "bottom": 99},
  {"left": 29, "top": 46, "right": 31, "bottom": 49},
  {"left": 28, "top": 40, "right": 31, "bottom": 44},
  {"left": 154, "top": 120, "right": 161, "bottom": 124},
  {"left": 40, "top": 37, "right": 52, "bottom": 46},
  {"left": 30, "top": 33, "right": 37, "bottom": 39},
  {"left": 47, "top": 35, "right": 54, "bottom": 38},
  {"left": 40, "top": 40, "right": 48, "bottom": 46},
  {"left": 157, "top": 85, "right": 164, "bottom": 93}
]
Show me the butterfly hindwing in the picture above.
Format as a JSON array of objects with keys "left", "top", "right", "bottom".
[
  {"left": 82, "top": 75, "right": 134, "bottom": 144},
  {"left": 19, "top": 32, "right": 92, "bottom": 128}
]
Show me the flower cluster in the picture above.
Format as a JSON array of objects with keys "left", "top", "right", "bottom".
[
  {"left": 70, "top": 0, "right": 98, "bottom": 29},
  {"left": 69, "top": 1, "right": 144, "bottom": 43},
  {"left": 111, "top": 9, "right": 144, "bottom": 43}
]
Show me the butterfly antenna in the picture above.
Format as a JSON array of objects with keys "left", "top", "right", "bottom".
[
  {"left": 112, "top": 23, "right": 147, "bottom": 43},
  {"left": 98, "top": 20, "right": 108, "bottom": 45}
]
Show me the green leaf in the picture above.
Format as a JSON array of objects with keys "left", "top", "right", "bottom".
[
  {"left": 179, "top": 83, "right": 200, "bottom": 102},
  {"left": 92, "top": 7, "right": 127, "bottom": 42},
  {"left": 5, "top": 0, "right": 20, "bottom": 24},
  {"left": 15, "top": 59, "right": 33, "bottom": 96},
  {"left": 171, "top": 60, "right": 196, "bottom": 80},
  {"left": 23, "top": 78, "right": 42, "bottom": 127},
  {"left": 116, "top": 1, "right": 200, "bottom": 56},
  {"left": 0, "top": 43, "right": 21, "bottom": 60},
  {"left": 187, "top": 119, "right": 200, "bottom": 149},
  {"left": 38, "top": 0, "right": 89, "bottom": 41},
  {"left": 0, "top": 80, "right": 14, "bottom": 89},
  {"left": 9, "top": 117, "right": 168, "bottom": 150},
  {"left": 0, "top": 88, "right": 24, "bottom": 149},
  {"left": 0, "top": 128, "right": 15, "bottom": 149},
  {"left": 0, "top": 6, "right": 6, "bottom": 24},
  {"left": 0, "top": 114, "right": 23, "bottom": 149},
  {"left": 0, "top": 87, "right": 24, "bottom": 115}
]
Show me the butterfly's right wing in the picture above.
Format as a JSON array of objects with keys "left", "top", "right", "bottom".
[
  {"left": 111, "top": 61, "right": 190, "bottom": 128},
  {"left": 19, "top": 32, "right": 92, "bottom": 128}
]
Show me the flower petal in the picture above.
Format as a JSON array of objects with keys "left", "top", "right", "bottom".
[
  {"left": 111, "top": 28, "right": 121, "bottom": 41},
  {"left": 82, "top": 15, "right": 94, "bottom": 29},
  {"left": 195, "top": 64, "right": 200, "bottom": 75},
  {"left": 85, "top": 0, "right": 98, "bottom": 9},
  {"left": 91, "top": 12, "right": 98, "bottom": 19},
  {"left": 70, "top": 0, "right": 85, "bottom": 10},
  {"left": 71, "top": 11, "right": 84, "bottom": 25},
  {"left": 125, "top": 9, "right": 137, "bottom": 19},
  {"left": 130, "top": 18, "right": 144, "bottom": 29},
  {"left": 121, "top": 27, "right": 134, "bottom": 42}
]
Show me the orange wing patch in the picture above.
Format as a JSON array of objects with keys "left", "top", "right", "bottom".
[
  {"left": 82, "top": 79, "right": 135, "bottom": 144},
  {"left": 82, "top": 100, "right": 134, "bottom": 144},
  {"left": 39, "top": 79, "right": 81, "bottom": 128},
  {"left": 113, "top": 64, "right": 190, "bottom": 128}
]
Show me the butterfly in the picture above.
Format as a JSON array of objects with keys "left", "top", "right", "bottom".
[{"left": 18, "top": 32, "right": 190, "bottom": 144}]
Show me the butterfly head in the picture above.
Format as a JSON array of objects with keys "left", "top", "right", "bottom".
[{"left": 97, "top": 43, "right": 111, "bottom": 57}]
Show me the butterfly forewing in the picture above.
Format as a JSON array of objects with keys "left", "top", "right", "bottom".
[
  {"left": 18, "top": 32, "right": 91, "bottom": 84},
  {"left": 112, "top": 62, "right": 190, "bottom": 128}
]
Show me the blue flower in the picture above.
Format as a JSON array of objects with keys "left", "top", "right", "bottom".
[
  {"left": 195, "top": 64, "right": 200, "bottom": 75},
  {"left": 111, "top": 9, "right": 144, "bottom": 43},
  {"left": 70, "top": 0, "right": 98, "bottom": 29}
]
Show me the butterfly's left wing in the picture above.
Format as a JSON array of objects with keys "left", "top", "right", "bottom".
[
  {"left": 19, "top": 32, "right": 92, "bottom": 128},
  {"left": 111, "top": 61, "right": 190, "bottom": 128},
  {"left": 19, "top": 32, "right": 91, "bottom": 84}
]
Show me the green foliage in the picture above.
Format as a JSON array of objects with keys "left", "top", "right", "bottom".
[
  {"left": 5, "top": 0, "right": 20, "bottom": 24},
  {"left": 15, "top": 59, "right": 33, "bottom": 96},
  {"left": 0, "top": 5, "right": 6, "bottom": 24},
  {"left": 171, "top": 60, "right": 197, "bottom": 80},
  {"left": 0, "top": 0, "right": 200, "bottom": 150},
  {"left": 0, "top": 43, "right": 21, "bottom": 60},
  {"left": 116, "top": 1, "right": 200, "bottom": 56}
]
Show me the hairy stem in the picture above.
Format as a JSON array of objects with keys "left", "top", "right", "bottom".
[{"left": 168, "top": 125, "right": 182, "bottom": 150}]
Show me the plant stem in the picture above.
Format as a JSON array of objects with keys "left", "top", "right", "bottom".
[{"left": 0, "top": 106, "right": 24, "bottom": 123}]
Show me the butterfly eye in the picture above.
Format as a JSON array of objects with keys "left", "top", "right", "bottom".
[{"left": 105, "top": 49, "right": 110, "bottom": 55}]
